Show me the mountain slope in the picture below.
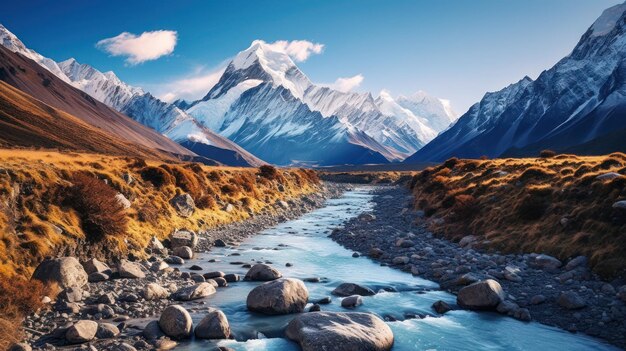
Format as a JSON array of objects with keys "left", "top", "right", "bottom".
[
  {"left": 0, "top": 80, "right": 167, "bottom": 158},
  {"left": 406, "top": 2, "right": 626, "bottom": 163},
  {"left": 0, "top": 45, "right": 195, "bottom": 159},
  {"left": 0, "top": 25, "right": 265, "bottom": 167},
  {"left": 188, "top": 41, "right": 455, "bottom": 165}
]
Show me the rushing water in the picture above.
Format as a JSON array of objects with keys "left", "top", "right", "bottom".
[{"left": 175, "top": 188, "right": 617, "bottom": 351}]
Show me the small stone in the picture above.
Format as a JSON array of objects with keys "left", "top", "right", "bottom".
[
  {"left": 65, "top": 320, "right": 98, "bottom": 344},
  {"left": 332, "top": 283, "right": 375, "bottom": 297},
  {"left": 557, "top": 291, "right": 586, "bottom": 310},
  {"left": 432, "top": 300, "right": 452, "bottom": 314},
  {"left": 341, "top": 295, "right": 363, "bottom": 308}
]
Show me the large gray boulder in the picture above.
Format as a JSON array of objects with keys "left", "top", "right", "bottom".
[
  {"left": 96, "top": 323, "right": 120, "bottom": 339},
  {"left": 65, "top": 320, "right": 98, "bottom": 344},
  {"left": 194, "top": 308, "right": 231, "bottom": 339},
  {"left": 533, "top": 254, "right": 562, "bottom": 270},
  {"left": 172, "top": 282, "right": 216, "bottom": 301},
  {"left": 457, "top": 279, "right": 505, "bottom": 309},
  {"left": 246, "top": 278, "right": 308, "bottom": 315},
  {"left": 286, "top": 312, "right": 394, "bottom": 351},
  {"left": 159, "top": 305, "right": 193, "bottom": 339},
  {"left": 169, "top": 230, "right": 198, "bottom": 249},
  {"left": 244, "top": 263, "right": 282, "bottom": 281},
  {"left": 32, "top": 257, "right": 88, "bottom": 289},
  {"left": 173, "top": 246, "right": 193, "bottom": 259},
  {"left": 81, "top": 258, "right": 110, "bottom": 275},
  {"left": 170, "top": 194, "right": 195, "bottom": 218},
  {"left": 118, "top": 260, "right": 146, "bottom": 279},
  {"left": 332, "top": 283, "right": 375, "bottom": 297}
]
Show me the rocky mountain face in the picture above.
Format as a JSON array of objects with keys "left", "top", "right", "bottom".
[
  {"left": 406, "top": 3, "right": 626, "bottom": 163},
  {"left": 0, "top": 25, "right": 264, "bottom": 167},
  {"left": 187, "top": 41, "right": 456, "bottom": 165}
]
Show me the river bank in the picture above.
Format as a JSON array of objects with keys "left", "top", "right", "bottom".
[{"left": 330, "top": 185, "right": 626, "bottom": 349}]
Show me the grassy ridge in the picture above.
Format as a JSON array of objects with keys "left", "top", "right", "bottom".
[
  {"left": 0, "top": 149, "right": 320, "bottom": 278},
  {"left": 410, "top": 153, "right": 626, "bottom": 279}
]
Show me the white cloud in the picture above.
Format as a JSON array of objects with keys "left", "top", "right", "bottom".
[
  {"left": 327, "top": 74, "right": 364, "bottom": 92},
  {"left": 97, "top": 30, "right": 177, "bottom": 65},
  {"left": 258, "top": 39, "right": 324, "bottom": 62},
  {"left": 153, "top": 66, "right": 226, "bottom": 103}
]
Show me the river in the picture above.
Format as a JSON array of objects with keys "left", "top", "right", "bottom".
[{"left": 176, "top": 187, "right": 617, "bottom": 350}]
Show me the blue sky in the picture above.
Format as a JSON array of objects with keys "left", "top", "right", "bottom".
[{"left": 2, "top": 0, "right": 621, "bottom": 113}]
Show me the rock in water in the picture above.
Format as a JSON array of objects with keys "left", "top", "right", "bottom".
[
  {"left": 117, "top": 260, "right": 146, "bottom": 279},
  {"left": 341, "top": 295, "right": 363, "bottom": 308},
  {"left": 246, "top": 278, "right": 308, "bottom": 315},
  {"left": 65, "top": 320, "right": 98, "bottom": 344},
  {"left": 432, "top": 300, "right": 452, "bottom": 314},
  {"left": 169, "top": 230, "right": 198, "bottom": 249},
  {"left": 173, "top": 282, "right": 216, "bottom": 301},
  {"left": 286, "top": 312, "right": 394, "bottom": 351},
  {"left": 170, "top": 193, "right": 195, "bottom": 217},
  {"left": 457, "top": 279, "right": 505, "bottom": 309},
  {"left": 244, "top": 263, "right": 282, "bottom": 281},
  {"left": 173, "top": 246, "right": 193, "bottom": 259},
  {"left": 332, "top": 283, "right": 375, "bottom": 296},
  {"left": 159, "top": 305, "right": 193, "bottom": 339},
  {"left": 32, "top": 257, "right": 88, "bottom": 289},
  {"left": 194, "top": 308, "right": 231, "bottom": 339}
]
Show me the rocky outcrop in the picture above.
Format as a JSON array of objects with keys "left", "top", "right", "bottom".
[{"left": 286, "top": 312, "right": 394, "bottom": 351}]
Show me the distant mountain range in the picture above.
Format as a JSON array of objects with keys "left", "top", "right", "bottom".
[
  {"left": 405, "top": 2, "right": 626, "bottom": 163},
  {"left": 0, "top": 25, "right": 456, "bottom": 166}
]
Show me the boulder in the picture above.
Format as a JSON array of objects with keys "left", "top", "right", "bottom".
[
  {"left": 88, "top": 272, "right": 109, "bottom": 282},
  {"left": 244, "top": 263, "right": 282, "bottom": 281},
  {"left": 60, "top": 287, "right": 83, "bottom": 302},
  {"left": 65, "top": 320, "right": 98, "bottom": 344},
  {"left": 214, "top": 277, "right": 228, "bottom": 287},
  {"left": 150, "top": 261, "right": 170, "bottom": 272},
  {"left": 533, "top": 254, "right": 562, "bottom": 270},
  {"left": 169, "top": 230, "right": 198, "bottom": 249},
  {"left": 457, "top": 279, "right": 505, "bottom": 309},
  {"left": 81, "top": 258, "right": 110, "bottom": 275},
  {"left": 165, "top": 256, "right": 185, "bottom": 265},
  {"left": 392, "top": 256, "right": 409, "bottom": 265},
  {"left": 159, "top": 305, "right": 193, "bottom": 339},
  {"left": 332, "top": 283, "right": 375, "bottom": 297},
  {"left": 246, "top": 278, "right": 308, "bottom": 315},
  {"left": 224, "top": 273, "right": 240, "bottom": 282},
  {"left": 565, "top": 256, "right": 587, "bottom": 271},
  {"left": 557, "top": 291, "right": 586, "bottom": 310},
  {"left": 459, "top": 235, "right": 478, "bottom": 248},
  {"left": 144, "top": 283, "right": 170, "bottom": 300},
  {"left": 118, "top": 260, "right": 146, "bottom": 279},
  {"left": 96, "top": 323, "right": 120, "bottom": 338},
  {"left": 214, "top": 239, "right": 227, "bottom": 247},
  {"left": 194, "top": 308, "right": 231, "bottom": 339},
  {"left": 369, "top": 248, "right": 384, "bottom": 258},
  {"left": 170, "top": 193, "right": 195, "bottom": 218},
  {"left": 530, "top": 294, "right": 546, "bottom": 305},
  {"left": 173, "top": 246, "right": 193, "bottom": 259},
  {"left": 432, "top": 300, "right": 452, "bottom": 314},
  {"left": 203, "top": 271, "right": 225, "bottom": 279},
  {"left": 613, "top": 200, "right": 626, "bottom": 210},
  {"left": 32, "top": 257, "right": 88, "bottom": 289},
  {"left": 115, "top": 193, "right": 131, "bottom": 209},
  {"left": 173, "top": 282, "right": 216, "bottom": 301},
  {"left": 358, "top": 213, "right": 376, "bottom": 222},
  {"left": 148, "top": 236, "right": 165, "bottom": 251},
  {"left": 395, "top": 238, "right": 415, "bottom": 248},
  {"left": 142, "top": 320, "right": 165, "bottom": 341},
  {"left": 596, "top": 172, "right": 623, "bottom": 180},
  {"left": 286, "top": 312, "right": 393, "bottom": 351},
  {"left": 341, "top": 295, "right": 363, "bottom": 308}
]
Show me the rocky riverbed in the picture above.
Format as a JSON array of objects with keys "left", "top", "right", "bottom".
[
  {"left": 15, "top": 183, "right": 350, "bottom": 351},
  {"left": 329, "top": 185, "right": 626, "bottom": 349}
]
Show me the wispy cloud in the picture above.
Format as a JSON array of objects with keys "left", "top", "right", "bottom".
[
  {"left": 258, "top": 39, "right": 324, "bottom": 62},
  {"left": 151, "top": 65, "right": 226, "bottom": 103},
  {"left": 326, "top": 74, "right": 364, "bottom": 92},
  {"left": 97, "top": 30, "right": 177, "bottom": 65}
]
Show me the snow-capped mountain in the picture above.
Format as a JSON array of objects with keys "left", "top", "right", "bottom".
[
  {"left": 187, "top": 40, "right": 455, "bottom": 165},
  {"left": 0, "top": 24, "right": 264, "bottom": 167},
  {"left": 405, "top": 2, "right": 626, "bottom": 162}
]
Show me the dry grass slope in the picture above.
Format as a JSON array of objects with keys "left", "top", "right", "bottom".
[
  {"left": 410, "top": 154, "right": 626, "bottom": 279},
  {"left": 0, "top": 150, "right": 320, "bottom": 278}
]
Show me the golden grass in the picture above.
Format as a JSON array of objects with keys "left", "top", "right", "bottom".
[
  {"left": 0, "top": 149, "right": 321, "bottom": 278},
  {"left": 410, "top": 154, "right": 626, "bottom": 279}
]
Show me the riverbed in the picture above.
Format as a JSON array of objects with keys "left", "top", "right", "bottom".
[{"left": 177, "top": 187, "right": 618, "bottom": 350}]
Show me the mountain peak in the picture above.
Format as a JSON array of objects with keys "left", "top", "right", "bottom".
[{"left": 590, "top": 2, "right": 626, "bottom": 37}]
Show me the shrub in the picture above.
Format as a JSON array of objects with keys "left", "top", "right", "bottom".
[
  {"left": 241, "top": 196, "right": 252, "bottom": 207},
  {"left": 137, "top": 204, "right": 159, "bottom": 225},
  {"left": 163, "top": 165, "right": 203, "bottom": 199},
  {"left": 220, "top": 184, "right": 239, "bottom": 196},
  {"left": 519, "top": 167, "right": 553, "bottom": 182},
  {"left": 258, "top": 165, "right": 279, "bottom": 180},
  {"left": 196, "top": 195, "right": 217, "bottom": 209},
  {"left": 517, "top": 193, "right": 548, "bottom": 220},
  {"left": 452, "top": 194, "right": 478, "bottom": 217},
  {"left": 140, "top": 166, "right": 174, "bottom": 188},
  {"left": 443, "top": 157, "right": 459, "bottom": 169},
  {"left": 207, "top": 171, "right": 222, "bottom": 182},
  {"left": 65, "top": 173, "right": 128, "bottom": 240},
  {"left": 539, "top": 149, "right": 557, "bottom": 158}
]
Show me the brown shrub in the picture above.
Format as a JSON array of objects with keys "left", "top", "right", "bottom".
[
  {"left": 162, "top": 165, "right": 203, "bottom": 199},
  {"left": 518, "top": 167, "right": 553, "bottom": 182},
  {"left": 140, "top": 166, "right": 174, "bottom": 188},
  {"left": 137, "top": 204, "right": 159, "bottom": 225},
  {"left": 207, "top": 171, "right": 222, "bottom": 182},
  {"left": 220, "top": 184, "right": 239, "bottom": 196},
  {"left": 517, "top": 193, "right": 548, "bottom": 220},
  {"left": 64, "top": 173, "right": 128, "bottom": 240},
  {"left": 258, "top": 165, "right": 280, "bottom": 180},
  {"left": 443, "top": 157, "right": 459, "bottom": 169},
  {"left": 539, "top": 149, "right": 557, "bottom": 158},
  {"left": 196, "top": 195, "right": 217, "bottom": 210},
  {"left": 452, "top": 194, "right": 478, "bottom": 217},
  {"left": 241, "top": 196, "right": 252, "bottom": 207}
]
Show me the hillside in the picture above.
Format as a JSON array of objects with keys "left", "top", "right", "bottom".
[
  {"left": 410, "top": 153, "right": 626, "bottom": 278},
  {"left": 0, "top": 45, "right": 194, "bottom": 159},
  {"left": 0, "top": 81, "right": 170, "bottom": 159},
  {"left": 0, "top": 150, "right": 321, "bottom": 277}
]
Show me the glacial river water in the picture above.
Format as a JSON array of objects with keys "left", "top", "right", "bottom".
[{"left": 177, "top": 188, "right": 617, "bottom": 350}]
